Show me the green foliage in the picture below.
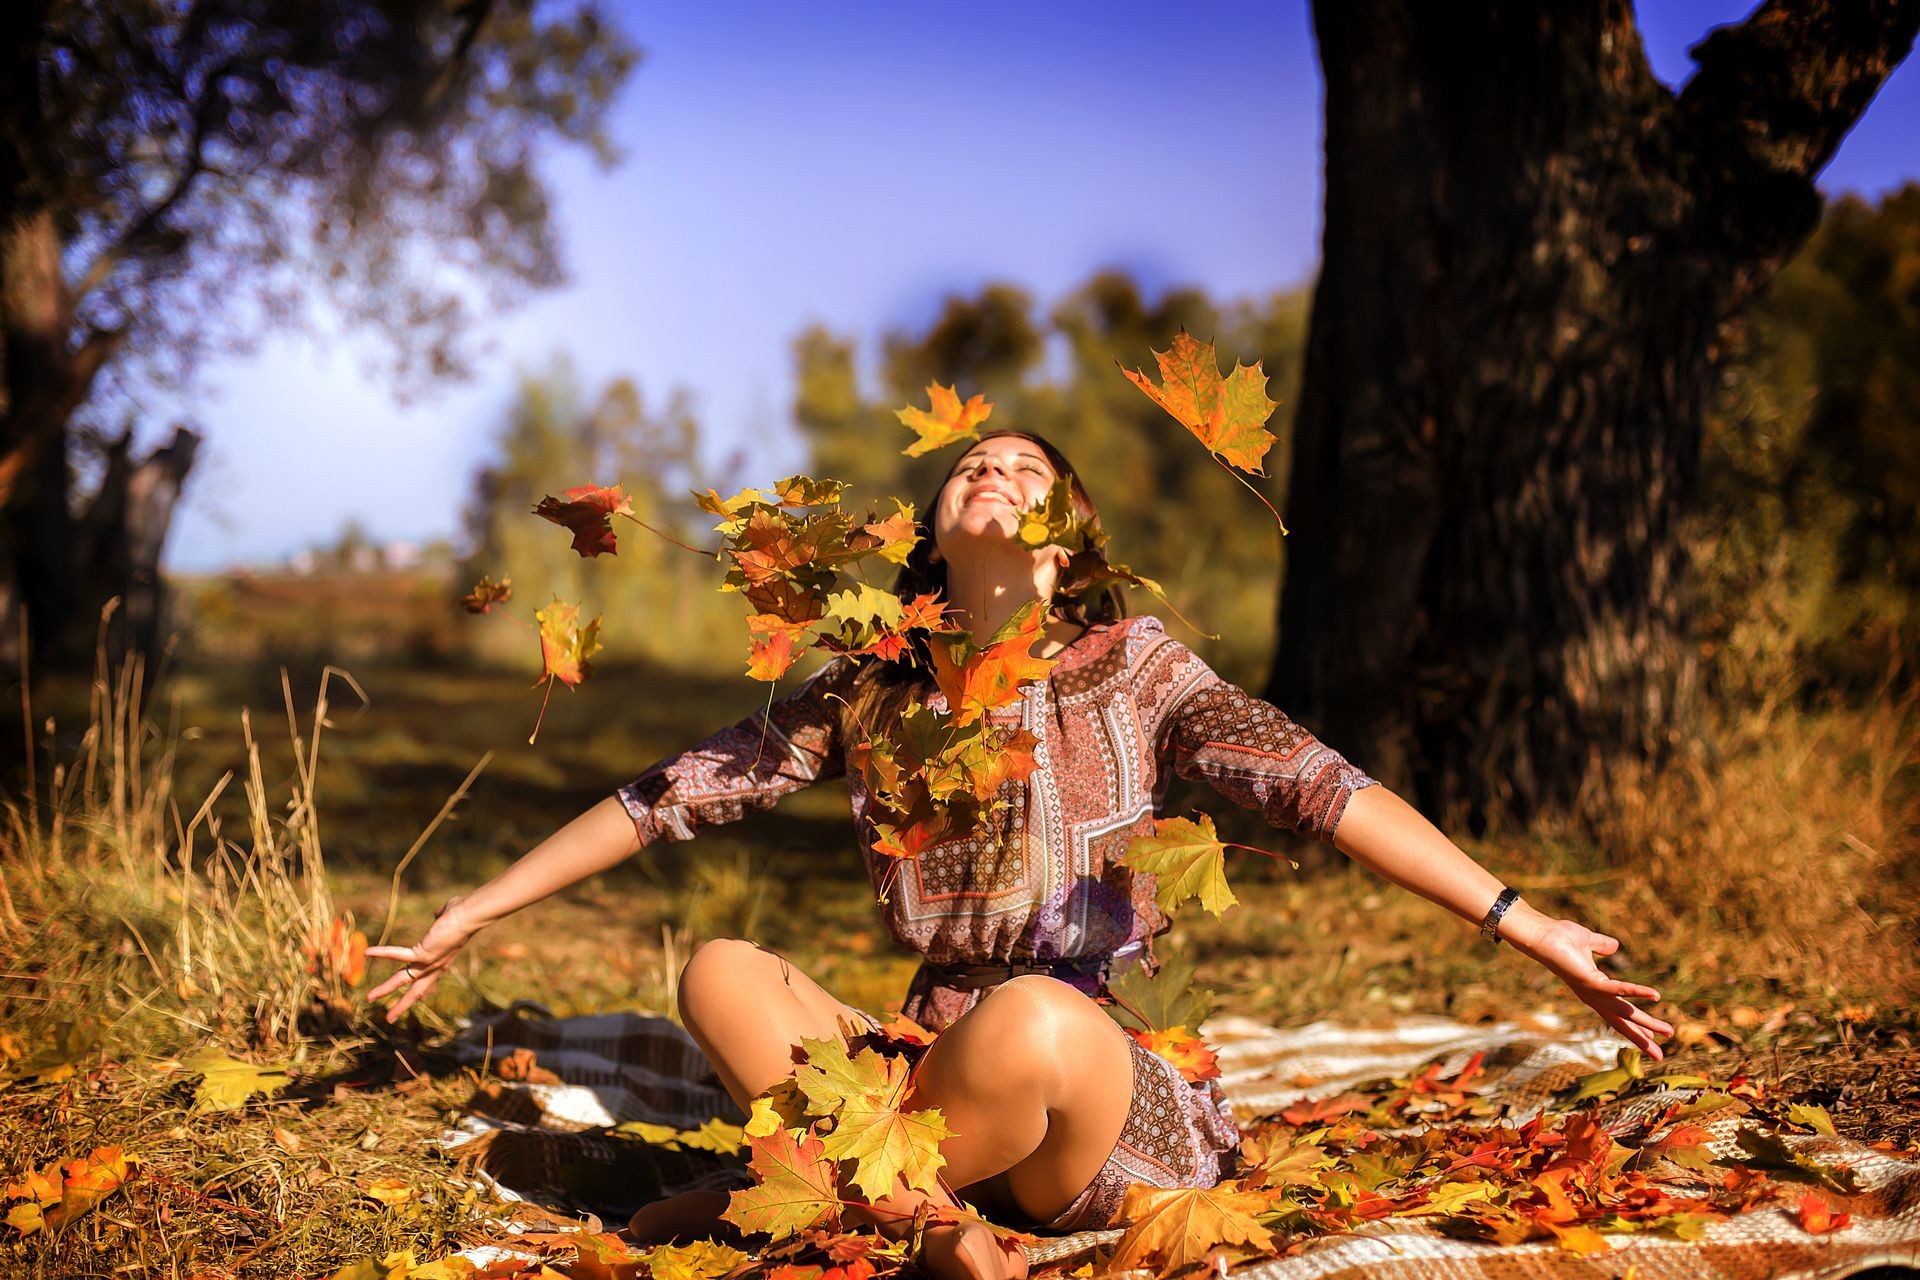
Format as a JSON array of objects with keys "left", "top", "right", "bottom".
[
  {"left": 790, "top": 270, "right": 1311, "bottom": 674},
  {"left": 1703, "top": 183, "right": 1920, "bottom": 699}
]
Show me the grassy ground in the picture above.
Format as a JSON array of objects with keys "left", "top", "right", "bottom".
[{"left": 2, "top": 581, "right": 1916, "bottom": 1277}]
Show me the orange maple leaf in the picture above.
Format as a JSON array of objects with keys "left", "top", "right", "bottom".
[
  {"left": 897, "top": 592, "right": 951, "bottom": 632},
  {"left": 1106, "top": 1181, "right": 1277, "bottom": 1272},
  {"left": 927, "top": 607, "right": 1054, "bottom": 727},
  {"left": 1796, "top": 1193, "right": 1852, "bottom": 1235},
  {"left": 722, "top": 1128, "right": 841, "bottom": 1240},
  {"left": 747, "top": 631, "right": 800, "bottom": 683},
  {"left": 303, "top": 916, "right": 368, "bottom": 987},
  {"left": 1120, "top": 331, "right": 1278, "bottom": 475},
  {"left": 1130, "top": 1026, "right": 1221, "bottom": 1083},
  {"left": 896, "top": 383, "right": 992, "bottom": 457},
  {"left": 533, "top": 484, "right": 634, "bottom": 557}
]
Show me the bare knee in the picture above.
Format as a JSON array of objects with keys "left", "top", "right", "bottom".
[{"left": 677, "top": 936, "right": 767, "bottom": 1031}]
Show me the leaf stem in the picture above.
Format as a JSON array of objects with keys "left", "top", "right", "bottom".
[
  {"left": 617, "top": 509, "right": 715, "bottom": 556},
  {"left": 1212, "top": 453, "right": 1289, "bottom": 536}
]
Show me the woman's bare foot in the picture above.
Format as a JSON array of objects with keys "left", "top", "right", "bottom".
[
  {"left": 627, "top": 1189, "right": 735, "bottom": 1244},
  {"left": 919, "top": 1220, "right": 1028, "bottom": 1280}
]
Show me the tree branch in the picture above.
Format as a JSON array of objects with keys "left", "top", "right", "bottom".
[
  {"left": 66, "top": 56, "right": 240, "bottom": 305},
  {"left": 1676, "top": 0, "right": 1919, "bottom": 268}
]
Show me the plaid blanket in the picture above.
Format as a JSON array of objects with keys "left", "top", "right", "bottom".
[{"left": 443, "top": 1004, "right": 1920, "bottom": 1279}]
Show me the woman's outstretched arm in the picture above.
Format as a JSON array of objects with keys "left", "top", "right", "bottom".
[
  {"left": 1331, "top": 784, "right": 1676, "bottom": 1059},
  {"left": 366, "top": 795, "right": 640, "bottom": 1022},
  {"left": 367, "top": 656, "right": 857, "bottom": 1023}
]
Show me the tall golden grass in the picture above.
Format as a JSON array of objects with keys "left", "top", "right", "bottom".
[{"left": 2, "top": 617, "right": 367, "bottom": 1057}]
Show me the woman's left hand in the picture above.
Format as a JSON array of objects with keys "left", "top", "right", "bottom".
[{"left": 1508, "top": 919, "right": 1675, "bottom": 1059}]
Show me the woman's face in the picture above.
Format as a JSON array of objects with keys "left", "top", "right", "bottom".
[{"left": 931, "top": 436, "right": 1060, "bottom": 560}]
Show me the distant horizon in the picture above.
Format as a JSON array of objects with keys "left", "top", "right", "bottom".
[{"left": 158, "top": 1, "right": 1920, "bottom": 573}]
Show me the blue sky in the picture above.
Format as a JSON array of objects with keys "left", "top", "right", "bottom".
[{"left": 163, "top": 1, "right": 1920, "bottom": 570}]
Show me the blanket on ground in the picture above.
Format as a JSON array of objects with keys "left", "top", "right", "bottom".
[{"left": 441, "top": 1004, "right": 1920, "bottom": 1279}]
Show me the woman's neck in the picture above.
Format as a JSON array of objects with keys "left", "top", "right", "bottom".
[{"left": 942, "top": 544, "right": 1046, "bottom": 641}]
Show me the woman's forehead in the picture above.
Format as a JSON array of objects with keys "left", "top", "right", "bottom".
[{"left": 950, "top": 437, "right": 1053, "bottom": 471}]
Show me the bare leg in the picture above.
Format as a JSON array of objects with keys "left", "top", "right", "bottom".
[{"left": 641, "top": 944, "right": 1135, "bottom": 1280}]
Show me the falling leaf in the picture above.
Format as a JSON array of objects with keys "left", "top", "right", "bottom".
[
  {"left": 1120, "top": 814, "right": 1239, "bottom": 918},
  {"left": 722, "top": 1127, "right": 842, "bottom": 1239},
  {"left": 461, "top": 575, "right": 514, "bottom": 614},
  {"left": 857, "top": 500, "right": 920, "bottom": 565},
  {"left": 1106, "top": 1181, "right": 1277, "bottom": 1272},
  {"left": 1120, "top": 331, "right": 1278, "bottom": 475},
  {"left": 1015, "top": 473, "right": 1097, "bottom": 552},
  {"left": 533, "top": 484, "right": 634, "bottom": 557},
  {"left": 181, "top": 1047, "right": 293, "bottom": 1113},
  {"left": 896, "top": 383, "right": 992, "bottom": 457},
  {"left": 1795, "top": 1193, "right": 1852, "bottom": 1234},
  {"left": 1130, "top": 1026, "right": 1221, "bottom": 1083},
  {"left": 304, "top": 916, "right": 368, "bottom": 987},
  {"left": 535, "top": 599, "right": 602, "bottom": 688},
  {"left": 926, "top": 605, "right": 1055, "bottom": 727},
  {"left": 747, "top": 631, "right": 800, "bottom": 682}
]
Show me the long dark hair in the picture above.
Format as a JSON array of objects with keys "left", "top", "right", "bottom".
[{"left": 839, "top": 429, "right": 1128, "bottom": 743}]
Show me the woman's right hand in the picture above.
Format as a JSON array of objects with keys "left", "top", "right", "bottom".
[{"left": 365, "top": 895, "right": 482, "bottom": 1024}]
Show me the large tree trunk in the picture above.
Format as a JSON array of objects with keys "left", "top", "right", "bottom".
[{"left": 1270, "top": 0, "right": 1918, "bottom": 830}]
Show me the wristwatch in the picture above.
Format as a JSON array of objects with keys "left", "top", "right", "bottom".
[{"left": 1479, "top": 886, "right": 1521, "bottom": 944}]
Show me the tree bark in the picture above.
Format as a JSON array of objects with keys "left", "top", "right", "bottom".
[{"left": 1270, "top": 0, "right": 1918, "bottom": 829}]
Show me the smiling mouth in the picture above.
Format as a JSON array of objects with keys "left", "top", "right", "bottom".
[{"left": 964, "top": 491, "right": 1017, "bottom": 507}]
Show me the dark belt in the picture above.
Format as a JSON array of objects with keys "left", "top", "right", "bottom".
[{"left": 920, "top": 954, "right": 1117, "bottom": 992}]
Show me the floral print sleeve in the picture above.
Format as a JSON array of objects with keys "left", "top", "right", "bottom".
[
  {"left": 616, "top": 657, "right": 855, "bottom": 847},
  {"left": 1135, "top": 623, "right": 1376, "bottom": 842}
]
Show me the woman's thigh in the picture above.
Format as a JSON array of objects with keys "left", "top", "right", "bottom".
[{"left": 677, "top": 937, "right": 873, "bottom": 1104}]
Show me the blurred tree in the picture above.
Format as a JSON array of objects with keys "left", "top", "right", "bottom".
[
  {"left": 463, "top": 356, "right": 733, "bottom": 667},
  {"left": 1700, "top": 182, "right": 1920, "bottom": 700},
  {"left": 0, "top": 0, "right": 637, "bottom": 674},
  {"left": 1273, "top": 0, "right": 1917, "bottom": 829}
]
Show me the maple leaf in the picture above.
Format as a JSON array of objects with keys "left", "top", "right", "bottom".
[
  {"left": 304, "top": 916, "right": 367, "bottom": 987},
  {"left": 857, "top": 500, "right": 920, "bottom": 565},
  {"left": 1014, "top": 473, "right": 1096, "bottom": 552},
  {"left": 746, "top": 1078, "right": 812, "bottom": 1139},
  {"left": 1120, "top": 814, "right": 1239, "bottom": 918},
  {"left": 1641, "top": 1122, "right": 1719, "bottom": 1174},
  {"left": 1120, "top": 331, "right": 1278, "bottom": 475},
  {"left": 722, "top": 1128, "right": 842, "bottom": 1239},
  {"left": 533, "top": 484, "right": 634, "bottom": 557},
  {"left": 927, "top": 605, "right": 1054, "bottom": 727},
  {"left": 1795, "top": 1193, "right": 1852, "bottom": 1234},
  {"left": 676, "top": 1117, "right": 748, "bottom": 1154},
  {"left": 461, "top": 574, "right": 514, "bottom": 614},
  {"left": 748, "top": 631, "right": 800, "bottom": 683},
  {"left": 535, "top": 599, "right": 602, "bottom": 688},
  {"left": 1103, "top": 950, "right": 1216, "bottom": 1034},
  {"left": 1106, "top": 1181, "right": 1278, "bottom": 1273},
  {"left": 642, "top": 1240, "right": 749, "bottom": 1280},
  {"left": 895, "top": 383, "right": 992, "bottom": 457},
  {"left": 791, "top": 1036, "right": 951, "bottom": 1198},
  {"left": 181, "top": 1047, "right": 293, "bottom": 1112},
  {"left": 1130, "top": 1026, "right": 1221, "bottom": 1083},
  {"left": 1729, "top": 1126, "right": 1862, "bottom": 1195},
  {"left": 897, "top": 592, "right": 951, "bottom": 632}
]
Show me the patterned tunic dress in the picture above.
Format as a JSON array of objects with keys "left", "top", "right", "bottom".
[{"left": 616, "top": 614, "right": 1377, "bottom": 1230}]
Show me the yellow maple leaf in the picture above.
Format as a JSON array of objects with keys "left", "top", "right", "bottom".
[
  {"left": 1119, "top": 814, "right": 1239, "bottom": 918},
  {"left": 181, "top": 1047, "right": 293, "bottom": 1113},
  {"left": 896, "top": 383, "right": 992, "bottom": 457},
  {"left": 1106, "top": 1181, "right": 1278, "bottom": 1272}
]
